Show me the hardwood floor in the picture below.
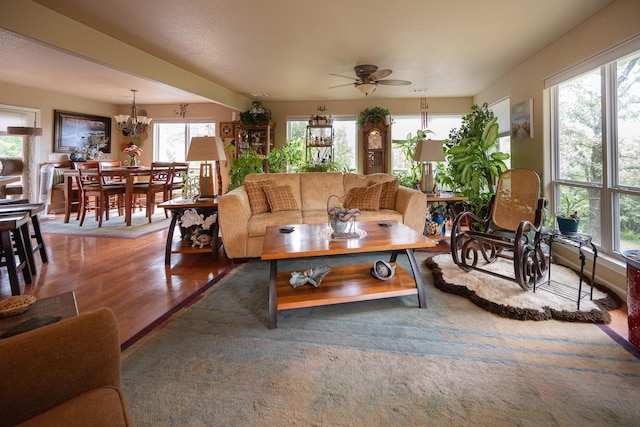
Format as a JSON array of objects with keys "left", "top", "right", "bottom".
[
  {"left": 0, "top": 214, "right": 234, "bottom": 346},
  {"left": 0, "top": 215, "right": 631, "bottom": 347}
]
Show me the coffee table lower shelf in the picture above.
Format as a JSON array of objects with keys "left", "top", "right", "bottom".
[{"left": 276, "top": 263, "right": 417, "bottom": 310}]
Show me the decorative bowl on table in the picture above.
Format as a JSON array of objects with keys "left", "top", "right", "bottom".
[{"left": 0, "top": 295, "right": 37, "bottom": 318}]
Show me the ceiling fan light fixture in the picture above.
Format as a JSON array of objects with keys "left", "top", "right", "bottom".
[{"left": 357, "top": 83, "right": 377, "bottom": 96}]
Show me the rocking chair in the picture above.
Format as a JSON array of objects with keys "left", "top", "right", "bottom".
[{"left": 450, "top": 168, "right": 548, "bottom": 290}]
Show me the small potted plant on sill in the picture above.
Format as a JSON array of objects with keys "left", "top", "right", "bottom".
[{"left": 555, "top": 194, "right": 580, "bottom": 236}]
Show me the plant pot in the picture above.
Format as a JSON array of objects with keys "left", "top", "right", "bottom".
[
  {"left": 329, "top": 216, "right": 348, "bottom": 234},
  {"left": 556, "top": 216, "right": 580, "bottom": 236}
]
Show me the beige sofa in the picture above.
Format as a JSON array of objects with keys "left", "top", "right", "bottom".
[
  {"left": 0, "top": 307, "right": 133, "bottom": 427},
  {"left": 218, "top": 172, "right": 426, "bottom": 259}
]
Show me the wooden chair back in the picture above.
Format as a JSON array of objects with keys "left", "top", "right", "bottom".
[{"left": 490, "top": 168, "right": 541, "bottom": 232}]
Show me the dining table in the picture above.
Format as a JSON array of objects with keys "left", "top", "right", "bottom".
[{"left": 63, "top": 166, "right": 152, "bottom": 226}]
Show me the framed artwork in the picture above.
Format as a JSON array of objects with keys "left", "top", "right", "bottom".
[
  {"left": 511, "top": 99, "right": 533, "bottom": 140},
  {"left": 220, "top": 122, "right": 235, "bottom": 138},
  {"left": 53, "top": 110, "right": 112, "bottom": 153}
]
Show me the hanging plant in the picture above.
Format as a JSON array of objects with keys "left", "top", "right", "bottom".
[
  {"left": 240, "top": 101, "right": 272, "bottom": 127},
  {"left": 357, "top": 107, "right": 392, "bottom": 128}
]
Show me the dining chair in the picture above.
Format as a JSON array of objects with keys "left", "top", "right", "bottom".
[
  {"left": 76, "top": 163, "right": 126, "bottom": 227},
  {"left": 168, "top": 162, "right": 190, "bottom": 199},
  {"left": 132, "top": 162, "right": 172, "bottom": 222}
]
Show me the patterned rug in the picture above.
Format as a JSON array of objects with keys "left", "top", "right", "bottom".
[
  {"left": 39, "top": 210, "right": 171, "bottom": 239},
  {"left": 120, "top": 252, "right": 640, "bottom": 426},
  {"left": 426, "top": 253, "right": 622, "bottom": 323}
]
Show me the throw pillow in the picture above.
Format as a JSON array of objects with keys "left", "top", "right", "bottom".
[
  {"left": 344, "top": 183, "right": 382, "bottom": 211},
  {"left": 372, "top": 179, "right": 399, "bottom": 210},
  {"left": 264, "top": 185, "right": 299, "bottom": 213},
  {"left": 245, "top": 179, "right": 275, "bottom": 215}
]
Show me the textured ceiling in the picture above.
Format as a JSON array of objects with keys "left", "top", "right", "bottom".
[{"left": 0, "top": 0, "right": 613, "bottom": 105}]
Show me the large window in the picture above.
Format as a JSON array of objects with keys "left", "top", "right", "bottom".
[
  {"left": 154, "top": 122, "right": 215, "bottom": 162},
  {"left": 390, "top": 114, "right": 463, "bottom": 174},
  {"left": 549, "top": 40, "right": 640, "bottom": 257},
  {"left": 0, "top": 104, "right": 38, "bottom": 157},
  {"left": 286, "top": 116, "right": 357, "bottom": 171}
]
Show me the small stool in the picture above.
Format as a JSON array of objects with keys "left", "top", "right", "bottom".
[
  {"left": 0, "top": 201, "right": 49, "bottom": 275},
  {"left": 0, "top": 213, "right": 32, "bottom": 295}
]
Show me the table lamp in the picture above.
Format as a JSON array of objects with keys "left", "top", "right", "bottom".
[
  {"left": 186, "top": 136, "right": 227, "bottom": 196},
  {"left": 413, "top": 139, "right": 445, "bottom": 195}
]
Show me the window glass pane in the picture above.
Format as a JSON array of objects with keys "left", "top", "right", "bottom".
[
  {"left": 155, "top": 122, "right": 215, "bottom": 163},
  {"left": 617, "top": 51, "right": 640, "bottom": 188},
  {"left": 156, "top": 123, "right": 186, "bottom": 162},
  {"left": 557, "top": 70, "right": 603, "bottom": 184},
  {"left": 333, "top": 119, "right": 356, "bottom": 170},
  {"left": 619, "top": 193, "right": 640, "bottom": 251},
  {"left": 287, "top": 118, "right": 356, "bottom": 171},
  {"left": 0, "top": 136, "right": 22, "bottom": 156},
  {"left": 391, "top": 116, "right": 421, "bottom": 173}
]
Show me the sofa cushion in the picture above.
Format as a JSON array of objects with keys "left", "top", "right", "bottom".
[
  {"left": 344, "top": 184, "right": 382, "bottom": 211},
  {"left": 264, "top": 185, "right": 299, "bottom": 212},
  {"left": 245, "top": 179, "right": 275, "bottom": 214},
  {"left": 300, "top": 172, "right": 345, "bottom": 211},
  {"left": 373, "top": 179, "right": 399, "bottom": 210}
]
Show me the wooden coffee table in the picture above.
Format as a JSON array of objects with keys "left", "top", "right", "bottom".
[{"left": 261, "top": 220, "right": 436, "bottom": 328}]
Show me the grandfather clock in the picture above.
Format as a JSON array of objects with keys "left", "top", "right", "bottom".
[{"left": 361, "top": 118, "right": 389, "bottom": 175}]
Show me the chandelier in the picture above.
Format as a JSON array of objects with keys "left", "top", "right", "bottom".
[{"left": 113, "top": 89, "right": 152, "bottom": 139}]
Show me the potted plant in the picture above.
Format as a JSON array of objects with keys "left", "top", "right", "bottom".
[
  {"left": 555, "top": 194, "right": 580, "bottom": 236},
  {"left": 357, "top": 107, "right": 392, "bottom": 128},
  {"left": 440, "top": 103, "right": 510, "bottom": 218},
  {"left": 393, "top": 129, "right": 434, "bottom": 189},
  {"left": 429, "top": 203, "right": 447, "bottom": 224}
]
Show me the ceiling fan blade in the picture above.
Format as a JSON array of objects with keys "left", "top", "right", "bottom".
[
  {"left": 376, "top": 79, "right": 412, "bottom": 86},
  {"left": 329, "top": 73, "right": 358, "bottom": 81},
  {"left": 328, "top": 82, "right": 356, "bottom": 89},
  {"left": 368, "top": 68, "right": 392, "bottom": 81}
]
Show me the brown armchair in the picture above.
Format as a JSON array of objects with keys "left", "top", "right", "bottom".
[{"left": 0, "top": 307, "right": 133, "bottom": 426}]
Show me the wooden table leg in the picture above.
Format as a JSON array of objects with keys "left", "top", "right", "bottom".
[
  {"left": 125, "top": 176, "right": 134, "bottom": 226},
  {"left": 268, "top": 260, "right": 278, "bottom": 329}
]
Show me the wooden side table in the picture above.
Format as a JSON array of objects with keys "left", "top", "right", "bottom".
[
  {"left": 158, "top": 198, "right": 220, "bottom": 265},
  {"left": 0, "top": 292, "right": 78, "bottom": 338}
]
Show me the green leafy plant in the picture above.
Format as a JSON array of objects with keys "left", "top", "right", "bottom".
[
  {"left": 298, "top": 161, "right": 343, "bottom": 173},
  {"left": 392, "top": 129, "right": 435, "bottom": 189},
  {"left": 357, "top": 107, "right": 392, "bottom": 128},
  {"left": 228, "top": 147, "right": 263, "bottom": 190},
  {"left": 556, "top": 194, "right": 580, "bottom": 220},
  {"left": 239, "top": 101, "right": 271, "bottom": 127},
  {"left": 440, "top": 103, "right": 510, "bottom": 217}
]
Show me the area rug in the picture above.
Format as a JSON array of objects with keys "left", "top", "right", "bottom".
[
  {"left": 121, "top": 252, "right": 640, "bottom": 427},
  {"left": 426, "top": 254, "right": 621, "bottom": 324},
  {"left": 39, "top": 210, "right": 171, "bottom": 239}
]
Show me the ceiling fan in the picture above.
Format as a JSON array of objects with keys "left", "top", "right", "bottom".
[{"left": 329, "top": 64, "right": 411, "bottom": 95}]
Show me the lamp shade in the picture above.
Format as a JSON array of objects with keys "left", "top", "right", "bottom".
[
  {"left": 356, "top": 83, "right": 377, "bottom": 95},
  {"left": 187, "top": 136, "right": 226, "bottom": 161},
  {"left": 413, "top": 139, "right": 445, "bottom": 162}
]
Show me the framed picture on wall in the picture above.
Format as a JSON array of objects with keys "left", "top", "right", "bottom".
[
  {"left": 53, "top": 110, "right": 112, "bottom": 153},
  {"left": 511, "top": 99, "right": 533, "bottom": 140}
]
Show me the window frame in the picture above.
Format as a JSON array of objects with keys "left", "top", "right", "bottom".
[{"left": 548, "top": 37, "right": 640, "bottom": 259}]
